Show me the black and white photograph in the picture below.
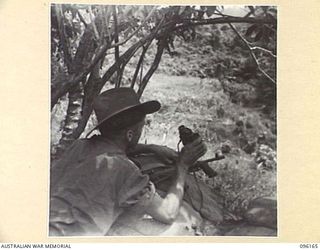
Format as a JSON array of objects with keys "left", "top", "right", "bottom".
[{"left": 50, "top": 4, "right": 277, "bottom": 237}]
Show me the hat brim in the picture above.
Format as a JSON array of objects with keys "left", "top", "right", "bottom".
[{"left": 86, "top": 100, "right": 161, "bottom": 137}]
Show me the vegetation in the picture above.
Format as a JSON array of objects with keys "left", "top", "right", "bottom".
[
  {"left": 51, "top": 5, "right": 277, "bottom": 224},
  {"left": 51, "top": 4, "right": 276, "bottom": 157}
]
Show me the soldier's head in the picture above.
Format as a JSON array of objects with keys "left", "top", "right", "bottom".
[
  {"left": 88, "top": 88, "right": 160, "bottom": 148},
  {"left": 98, "top": 110, "right": 146, "bottom": 148}
]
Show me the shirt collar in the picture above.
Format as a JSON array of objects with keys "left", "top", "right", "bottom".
[{"left": 90, "top": 135, "right": 126, "bottom": 155}]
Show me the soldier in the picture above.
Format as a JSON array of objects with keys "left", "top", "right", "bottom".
[{"left": 49, "top": 87, "right": 206, "bottom": 236}]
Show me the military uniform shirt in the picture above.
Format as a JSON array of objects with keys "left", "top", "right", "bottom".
[{"left": 49, "top": 136, "right": 155, "bottom": 236}]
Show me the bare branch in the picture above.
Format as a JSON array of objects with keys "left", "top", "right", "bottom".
[
  {"left": 130, "top": 40, "right": 153, "bottom": 88},
  {"left": 88, "top": 6, "right": 100, "bottom": 40},
  {"left": 113, "top": 6, "right": 121, "bottom": 88},
  {"left": 70, "top": 64, "right": 101, "bottom": 140},
  {"left": 137, "top": 39, "right": 165, "bottom": 98},
  {"left": 54, "top": 5, "right": 73, "bottom": 72},
  {"left": 139, "top": 59, "right": 143, "bottom": 86},
  {"left": 101, "top": 40, "right": 148, "bottom": 85},
  {"left": 101, "top": 17, "right": 166, "bottom": 87},
  {"left": 102, "top": 6, "right": 113, "bottom": 41},
  {"left": 251, "top": 46, "right": 276, "bottom": 58},
  {"left": 76, "top": 9, "right": 87, "bottom": 28},
  {"left": 109, "top": 6, "right": 157, "bottom": 49},
  {"left": 228, "top": 23, "right": 276, "bottom": 84},
  {"left": 213, "top": 9, "right": 241, "bottom": 19},
  {"left": 131, "top": 17, "right": 165, "bottom": 89},
  {"left": 243, "top": 6, "right": 255, "bottom": 18},
  {"left": 71, "top": 36, "right": 156, "bottom": 136},
  {"left": 51, "top": 42, "right": 110, "bottom": 109},
  {"left": 171, "top": 16, "right": 276, "bottom": 31}
]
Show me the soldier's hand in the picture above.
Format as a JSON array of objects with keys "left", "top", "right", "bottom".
[{"left": 178, "top": 137, "right": 207, "bottom": 169}]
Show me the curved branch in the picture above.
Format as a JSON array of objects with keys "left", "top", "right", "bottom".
[
  {"left": 101, "top": 38, "right": 149, "bottom": 84},
  {"left": 251, "top": 46, "right": 276, "bottom": 58},
  {"left": 70, "top": 65, "right": 101, "bottom": 140},
  {"left": 130, "top": 39, "right": 153, "bottom": 88},
  {"left": 228, "top": 23, "right": 276, "bottom": 84},
  {"left": 170, "top": 16, "right": 276, "bottom": 31},
  {"left": 137, "top": 39, "right": 165, "bottom": 98},
  {"left": 76, "top": 9, "right": 87, "bottom": 28},
  {"left": 109, "top": 6, "right": 157, "bottom": 49}
]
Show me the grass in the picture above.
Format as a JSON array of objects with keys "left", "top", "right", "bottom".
[{"left": 140, "top": 73, "right": 276, "bottom": 214}]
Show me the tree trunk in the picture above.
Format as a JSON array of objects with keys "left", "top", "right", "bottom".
[
  {"left": 70, "top": 63, "right": 102, "bottom": 141},
  {"left": 53, "top": 27, "right": 96, "bottom": 159},
  {"left": 54, "top": 81, "right": 84, "bottom": 160}
]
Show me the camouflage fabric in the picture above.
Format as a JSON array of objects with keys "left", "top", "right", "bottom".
[{"left": 49, "top": 135, "right": 154, "bottom": 236}]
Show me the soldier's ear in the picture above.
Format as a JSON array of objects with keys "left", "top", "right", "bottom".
[{"left": 127, "top": 129, "right": 133, "bottom": 142}]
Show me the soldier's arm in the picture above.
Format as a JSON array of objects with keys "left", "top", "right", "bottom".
[{"left": 143, "top": 138, "right": 206, "bottom": 224}]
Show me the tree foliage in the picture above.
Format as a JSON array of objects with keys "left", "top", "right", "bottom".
[{"left": 51, "top": 5, "right": 276, "bottom": 159}]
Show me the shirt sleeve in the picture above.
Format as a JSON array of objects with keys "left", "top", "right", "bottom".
[{"left": 117, "top": 162, "right": 156, "bottom": 208}]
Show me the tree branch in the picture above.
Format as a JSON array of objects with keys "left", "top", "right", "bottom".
[
  {"left": 76, "top": 9, "right": 87, "bottom": 28},
  {"left": 51, "top": 42, "right": 109, "bottom": 109},
  {"left": 71, "top": 36, "right": 156, "bottom": 138},
  {"left": 131, "top": 17, "right": 165, "bottom": 89},
  {"left": 51, "top": 8, "right": 158, "bottom": 109},
  {"left": 251, "top": 46, "right": 276, "bottom": 58},
  {"left": 70, "top": 64, "right": 101, "bottom": 140},
  {"left": 100, "top": 18, "right": 166, "bottom": 88},
  {"left": 130, "top": 40, "right": 153, "bottom": 88},
  {"left": 88, "top": 6, "right": 100, "bottom": 40},
  {"left": 228, "top": 23, "right": 276, "bottom": 84},
  {"left": 108, "top": 6, "right": 156, "bottom": 49},
  {"left": 113, "top": 6, "right": 121, "bottom": 88},
  {"left": 54, "top": 5, "right": 73, "bottom": 72},
  {"left": 171, "top": 16, "right": 276, "bottom": 31},
  {"left": 101, "top": 39, "right": 148, "bottom": 85},
  {"left": 100, "top": 6, "right": 113, "bottom": 42},
  {"left": 51, "top": 15, "right": 275, "bottom": 109},
  {"left": 137, "top": 39, "right": 165, "bottom": 98}
]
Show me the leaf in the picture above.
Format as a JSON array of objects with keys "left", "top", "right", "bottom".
[
  {"left": 182, "top": 6, "right": 194, "bottom": 18},
  {"left": 197, "top": 10, "right": 205, "bottom": 19},
  {"left": 245, "top": 24, "right": 258, "bottom": 37},
  {"left": 70, "top": 7, "right": 77, "bottom": 19},
  {"left": 179, "top": 6, "right": 186, "bottom": 15},
  {"left": 268, "top": 7, "right": 277, "bottom": 15},
  {"left": 266, "top": 13, "right": 276, "bottom": 20},
  {"left": 248, "top": 6, "right": 255, "bottom": 13},
  {"left": 133, "top": 6, "right": 146, "bottom": 20},
  {"left": 254, "top": 29, "right": 264, "bottom": 42},
  {"left": 261, "top": 6, "right": 268, "bottom": 14},
  {"left": 205, "top": 6, "right": 217, "bottom": 17},
  {"left": 122, "top": 5, "right": 133, "bottom": 17},
  {"left": 262, "top": 27, "right": 272, "bottom": 43}
]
